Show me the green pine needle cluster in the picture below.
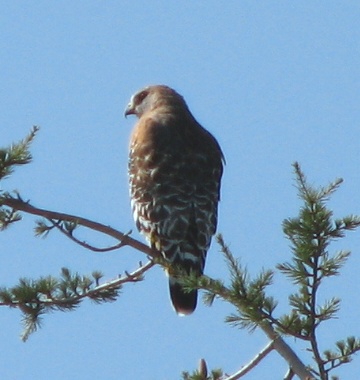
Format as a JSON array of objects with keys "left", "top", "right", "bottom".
[
  {"left": 0, "top": 268, "right": 121, "bottom": 341},
  {"left": 216, "top": 234, "right": 277, "bottom": 332},
  {"left": 323, "top": 337, "right": 360, "bottom": 370},
  {"left": 0, "top": 202, "right": 21, "bottom": 230},
  {"left": 0, "top": 126, "right": 38, "bottom": 181},
  {"left": 0, "top": 127, "right": 39, "bottom": 229}
]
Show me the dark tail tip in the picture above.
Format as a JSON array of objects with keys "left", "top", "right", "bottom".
[{"left": 169, "top": 278, "right": 197, "bottom": 315}]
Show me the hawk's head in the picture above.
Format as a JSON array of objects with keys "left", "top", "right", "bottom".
[{"left": 124, "top": 85, "right": 188, "bottom": 118}]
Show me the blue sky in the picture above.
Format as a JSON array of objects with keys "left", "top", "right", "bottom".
[{"left": 1, "top": 2, "right": 360, "bottom": 379}]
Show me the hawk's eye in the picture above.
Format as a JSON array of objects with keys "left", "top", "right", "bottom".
[{"left": 137, "top": 90, "right": 148, "bottom": 103}]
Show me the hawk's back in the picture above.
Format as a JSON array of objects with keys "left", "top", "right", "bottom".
[{"left": 126, "top": 85, "right": 224, "bottom": 314}]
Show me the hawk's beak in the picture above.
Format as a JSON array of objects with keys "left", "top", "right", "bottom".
[{"left": 124, "top": 103, "right": 135, "bottom": 118}]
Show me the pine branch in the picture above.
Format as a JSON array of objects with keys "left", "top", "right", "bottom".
[
  {"left": 323, "top": 337, "right": 360, "bottom": 374},
  {"left": 182, "top": 270, "right": 315, "bottom": 379},
  {"left": 182, "top": 163, "right": 360, "bottom": 379},
  {"left": 0, "top": 126, "right": 39, "bottom": 180},
  {"left": 0, "top": 261, "right": 154, "bottom": 341},
  {"left": 278, "top": 163, "right": 360, "bottom": 378}
]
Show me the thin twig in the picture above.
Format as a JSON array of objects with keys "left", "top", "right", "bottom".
[
  {"left": 225, "top": 340, "right": 275, "bottom": 379},
  {"left": 49, "top": 219, "right": 127, "bottom": 252},
  {"left": 325, "top": 347, "right": 360, "bottom": 371}
]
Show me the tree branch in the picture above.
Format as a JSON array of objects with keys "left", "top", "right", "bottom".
[
  {"left": 196, "top": 276, "right": 315, "bottom": 380},
  {"left": 0, "top": 260, "right": 154, "bottom": 308},
  {"left": 48, "top": 218, "right": 129, "bottom": 252},
  {"left": 261, "top": 323, "right": 315, "bottom": 380},
  {"left": 225, "top": 340, "right": 274, "bottom": 379},
  {"left": 1, "top": 195, "right": 160, "bottom": 258}
]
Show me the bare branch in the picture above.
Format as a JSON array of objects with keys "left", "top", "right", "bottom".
[
  {"left": 1, "top": 196, "right": 160, "bottom": 259},
  {"left": 261, "top": 323, "right": 315, "bottom": 380},
  {"left": 225, "top": 340, "right": 274, "bottom": 379},
  {"left": 86, "top": 260, "right": 155, "bottom": 291}
]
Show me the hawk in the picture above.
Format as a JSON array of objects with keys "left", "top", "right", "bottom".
[{"left": 125, "top": 85, "right": 224, "bottom": 315}]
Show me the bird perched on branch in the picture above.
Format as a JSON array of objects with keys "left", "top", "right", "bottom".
[{"left": 125, "top": 85, "right": 224, "bottom": 315}]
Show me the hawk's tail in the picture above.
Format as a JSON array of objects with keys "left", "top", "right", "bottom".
[
  {"left": 166, "top": 244, "right": 206, "bottom": 315},
  {"left": 169, "top": 277, "right": 197, "bottom": 315}
]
